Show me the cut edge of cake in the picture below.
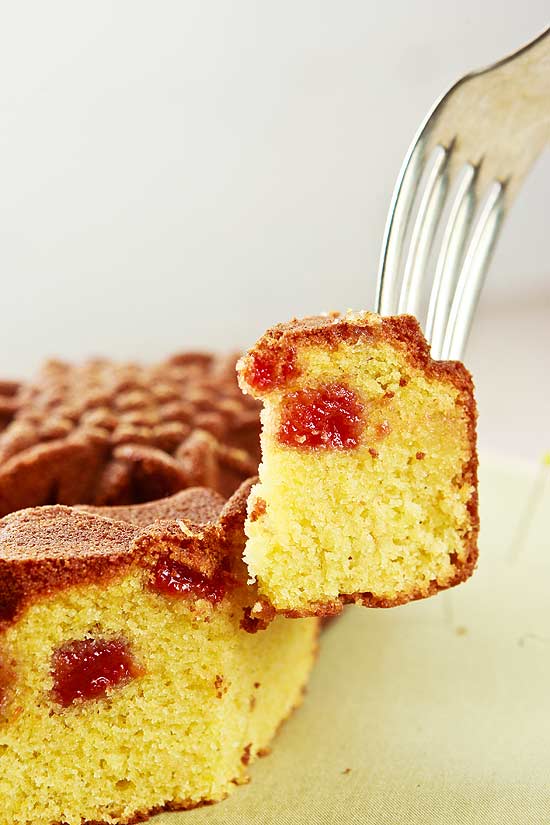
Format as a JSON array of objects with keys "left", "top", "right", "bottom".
[
  {"left": 237, "top": 311, "right": 479, "bottom": 617},
  {"left": 0, "top": 485, "right": 319, "bottom": 825}
]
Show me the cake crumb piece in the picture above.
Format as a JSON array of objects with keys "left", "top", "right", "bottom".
[
  {"left": 249, "top": 498, "right": 266, "bottom": 523},
  {"left": 241, "top": 743, "right": 252, "bottom": 765}
]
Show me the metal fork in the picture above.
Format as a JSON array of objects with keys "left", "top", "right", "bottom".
[{"left": 376, "top": 28, "right": 550, "bottom": 360}]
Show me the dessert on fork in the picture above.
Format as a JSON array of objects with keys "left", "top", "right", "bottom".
[{"left": 238, "top": 311, "right": 478, "bottom": 617}]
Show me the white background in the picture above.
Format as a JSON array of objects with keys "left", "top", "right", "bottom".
[{"left": 0, "top": 2, "right": 548, "bottom": 458}]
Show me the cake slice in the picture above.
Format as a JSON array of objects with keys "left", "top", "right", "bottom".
[
  {"left": 0, "top": 485, "right": 318, "bottom": 825},
  {"left": 238, "top": 312, "right": 478, "bottom": 616}
]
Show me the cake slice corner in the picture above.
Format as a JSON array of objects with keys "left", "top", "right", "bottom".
[
  {"left": 237, "top": 311, "right": 478, "bottom": 616},
  {"left": 0, "top": 488, "right": 318, "bottom": 825}
]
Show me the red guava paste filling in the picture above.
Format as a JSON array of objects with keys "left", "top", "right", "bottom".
[
  {"left": 152, "top": 557, "right": 230, "bottom": 604},
  {"left": 244, "top": 347, "right": 298, "bottom": 391},
  {"left": 51, "top": 638, "right": 144, "bottom": 707},
  {"left": 278, "top": 383, "right": 364, "bottom": 450}
]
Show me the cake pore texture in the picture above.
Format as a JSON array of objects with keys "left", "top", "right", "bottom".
[
  {"left": 0, "top": 576, "right": 317, "bottom": 825},
  {"left": 238, "top": 312, "right": 478, "bottom": 615},
  {"left": 0, "top": 488, "right": 318, "bottom": 825}
]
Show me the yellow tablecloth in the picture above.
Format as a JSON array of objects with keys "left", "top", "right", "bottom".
[{"left": 154, "top": 456, "right": 550, "bottom": 824}]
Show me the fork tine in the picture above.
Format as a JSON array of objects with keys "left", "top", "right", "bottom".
[
  {"left": 377, "top": 29, "right": 549, "bottom": 360},
  {"left": 397, "top": 144, "right": 450, "bottom": 317},
  {"left": 441, "top": 181, "right": 506, "bottom": 360},
  {"left": 376, "top": 138, "right": 426, "bottom": 315},
  {"left": 427, "top": 163, "right": 478, "bottom": 359}
]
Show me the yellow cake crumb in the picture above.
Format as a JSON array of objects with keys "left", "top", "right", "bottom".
[
  {"left": 0, "top": 571, "right": 317, "bottom": 825},
  {"left": 238, "top": 312, "right": 478, "bottom": 614}
]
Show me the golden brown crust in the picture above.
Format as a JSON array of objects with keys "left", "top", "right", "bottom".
[
  {"left": 66, "top": 797, "right": 218, "bottom": 825},
  {"left": 80, "top": 486, "right": 226, "bottom": 527},
  {"left": 0, "top": 353, "right": 260, "bottom": 517},
  {"left": 0, "top": 487, "right": 249, "bottom": 629},
  {"left": 239, "top": 311, "right": 479, "bottom": 609},
  {"left": 219, "top": 477, "right": 258, "bottom": 581},
  {"left": 249, "top": 562, "right": 478, "bottom": 620},
  {"left": 239, "top": 312, "right": 474, "bottom": 405}
]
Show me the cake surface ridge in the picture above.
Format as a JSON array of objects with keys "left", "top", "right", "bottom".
[
  {"left": 0, "top": 483, "right": 256, "bottom": 628},
  {"left": 0, "top": 352, "right": 261, "bottom": 518}
]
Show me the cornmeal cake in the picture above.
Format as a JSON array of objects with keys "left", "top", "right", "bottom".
[
  {"left": 0, "top": 353, "right": 261, "bottom": 517},
  {"left": 238, "top": 312, "right": 478, "bottom": 616},
  {"left": 0, "top": 485, "right": 318, "bottom": 825}
]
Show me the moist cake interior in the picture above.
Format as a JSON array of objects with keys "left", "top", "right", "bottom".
[
  {"left": 239, "top": 312, "right": 478, "bottom": 615},
  {"left": 0, "top": 489, "right": 318, "bottom": 825}
]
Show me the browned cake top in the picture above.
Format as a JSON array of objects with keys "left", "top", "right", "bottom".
[
  {"left": 0, "top": 507, "right": 137, "bottom": 563},
  {"left": 0, "top": 483, "right": 252, "bottom": 629},
  {"left": 238, "top": 312, "right": 475, "bottom": 399},
  {"left": 241, "top": 311, "right": 425, "bottom": 350},
  {"left": 0, "top": 353, "right": 261, "bottom": 518},
  {"left": 80, "top": 486, "right": 226, "bottom": 527}
]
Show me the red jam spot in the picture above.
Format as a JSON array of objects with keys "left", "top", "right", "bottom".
[
  {"left": 244, "top": 347, "right": 298, "bottom": 392},
  {"left": 278, "top": 383, "right": 364, "bottom": 450},
  {"left": 51, "top": 638, "right": 144, "bottom": 707},
  {"left": 152, "top": 557, "right": 230, "bottom": 604}
]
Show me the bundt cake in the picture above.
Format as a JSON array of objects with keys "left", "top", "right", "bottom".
[
  {"left": 238, "top": 312, "right": 479, "bottom": 616},
  {"left": 0, "top": 353, "right": 261, "bottom": 517},
  {"left": 0, "top": 484, "right": 318, "bottom": 825}
]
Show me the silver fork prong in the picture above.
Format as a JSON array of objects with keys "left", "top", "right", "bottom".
[
  {"left": 427, "top": 163, "right": 478, "bottom": 359},
  {"left": 441, "top": 181, "right": 506, "bottom": 360},
  {"left": 377, "top": 30, "right": 549, "bottom": 359},
  {"left": 376, "top": 138, "right": 426, "bottom": 315},
  {"left": 397, "top": 144, "right": 450, "bottom": 317}
]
